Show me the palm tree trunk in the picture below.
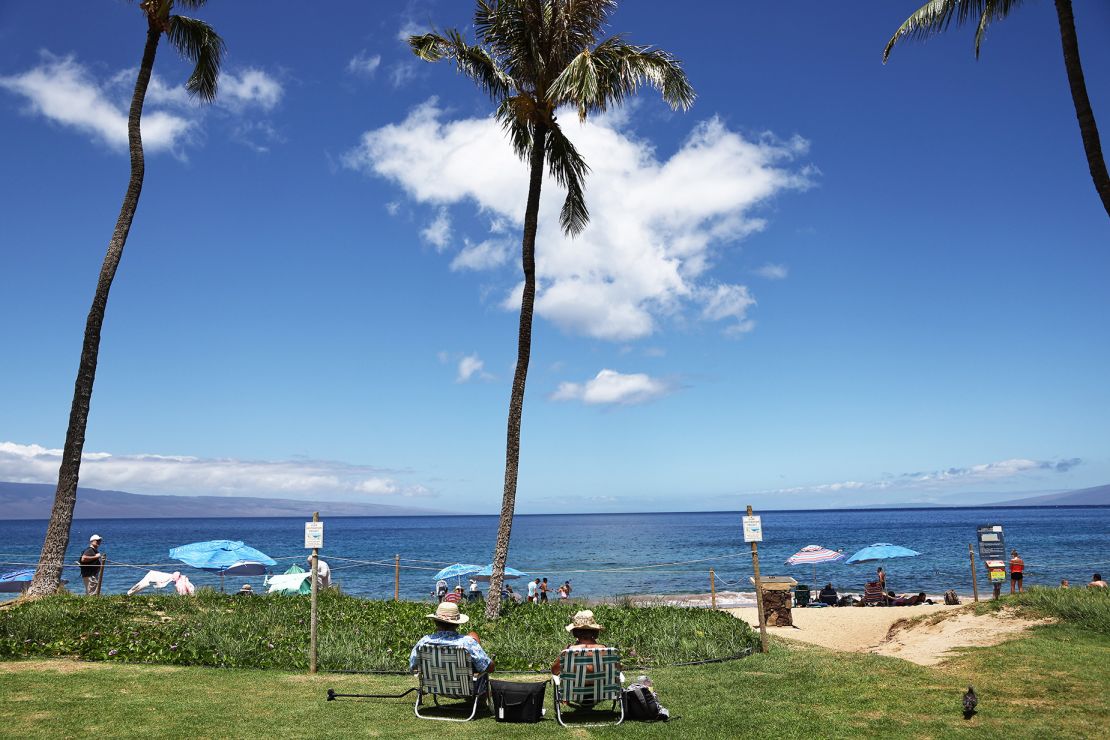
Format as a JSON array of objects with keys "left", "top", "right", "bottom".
[
  {"left": 1053, "top": 0, "right": 1110, "bottom": 219},
  {"left": 485, "top": 125, "right": 547, "bottom": 619},
  {"left": 26, "top": 26, "right": 160, "bottom": 597}
]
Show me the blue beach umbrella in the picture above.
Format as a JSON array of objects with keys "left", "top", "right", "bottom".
[
  {"left": 471, "top": 564, "right": 529, "bottom": 583},
  {"left": 169, "top": 540, "right": 277, "bottom": 591},
  {"left": 432, "top": 563, "right": 484, "bottom": 581},
  {"left": 846, "top": 543, "right": 921, "bottom": 564},
  {"left": 0, "top": 568, "right": 35, "bottom": 594}
]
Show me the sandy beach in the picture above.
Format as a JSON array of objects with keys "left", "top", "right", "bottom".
[{"left": 724, "top": 601, "right": 1050, "bottom": 665}]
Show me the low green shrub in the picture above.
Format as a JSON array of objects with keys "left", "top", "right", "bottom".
[{"left": 0, "top": 591, "right": 756, "bottom": 672}]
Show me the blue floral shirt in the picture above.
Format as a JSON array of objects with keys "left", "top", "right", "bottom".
[{"left": 409, "top": 631, "right": 492, "bottom": 672}]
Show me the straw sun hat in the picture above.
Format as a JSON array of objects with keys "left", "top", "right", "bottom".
[
  {"left": 565, "top": 610, "right": 604, "bottom": 633},
  {"left": 427, "top": 600, "right": 470, "bottom": 625}
]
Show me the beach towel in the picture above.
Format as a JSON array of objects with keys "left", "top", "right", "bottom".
[
  {"left": 174, "top": 573, "right": 195, "bottom": 595},
  {"left": 127, "top": 570, "right": 178, "bottom": 596}
]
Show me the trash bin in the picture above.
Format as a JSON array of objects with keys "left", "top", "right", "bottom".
[{"left": 751, "top": 576, "right": 798, "bottom": 627}]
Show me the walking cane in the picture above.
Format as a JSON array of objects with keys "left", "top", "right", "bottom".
[{"left": 327, "top": 687, "right": 417, "bottom": 701}]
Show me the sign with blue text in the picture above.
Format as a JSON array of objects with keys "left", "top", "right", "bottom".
[
  {"left": 305, "top": 521, "right": 324, "bottom": 549},
  {"left": 743, "top": 515, "right": 763, "bottom": 543}
]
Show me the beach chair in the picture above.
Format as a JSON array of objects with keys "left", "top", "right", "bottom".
[
  {"left": 551, "top": 647, "right": 625, "bottom": 727},
  {"left": 412, "top": 644, "right": 490, "bottom": 722},
  {"left": 862, "top": 581, "right": 887, "bottom": 606},
  {"left": 794, "top": 584, "right": 811, "bottom": 607}
]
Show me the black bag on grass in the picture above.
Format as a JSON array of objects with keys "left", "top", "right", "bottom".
[
  {"left": 623, "top": 684, "right": 669, "bottom": 721},
  {"left": 490, "top": 679, "right": 546, "bottom": 723}
]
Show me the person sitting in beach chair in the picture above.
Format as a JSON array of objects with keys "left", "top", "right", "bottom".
[
  {"left": 818, "top": 583, "right": 838, "bottom": 606},
  {"left": 862, "top": 581, "right": 888, "bottom": 606},
  {"left": 410, "top": 601, "right": 493, "bottom": 722},
  {"left": 551, "top": 610, "right": 625, "bottom": 727}
]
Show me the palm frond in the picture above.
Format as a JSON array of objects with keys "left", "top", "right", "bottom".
[
  {"left": 495, "top": 96, "right": 536, "bottom": 162},
  {"left": 410, "top": 30, "right": 514, "bottom": 100},
  {"left": 545, "top": 119, "right": 590, "bottom": 236},
  {"left": 166, "top": 14, "right": 224, "bottom": 102},
  {"left": 549, "top": 37, "right": 694, "bottom": 117},
  {"left": 883, "top": 0, "right": 1025, "bottom": 62},
  {"left": 172, "top": 0, "right": 210, "bottom": 10}
]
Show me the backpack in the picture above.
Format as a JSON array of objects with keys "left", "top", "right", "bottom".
[
  {"left": 490, "top": 679, "right": 546, "bottom": 723},
  {"left": 944, "top": 589, "right": 961, "bottom": 605},
  {"left": 622, "top": 683, "right": 669, "bottom": 721}
]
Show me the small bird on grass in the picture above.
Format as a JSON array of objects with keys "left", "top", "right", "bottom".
[{"left": 963, "top": 685, "right": 978, "bottom": 719}]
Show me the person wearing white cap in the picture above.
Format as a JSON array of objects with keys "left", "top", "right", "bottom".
[
  {"left": 80, "top": 534, "right": 105, "bottom": 595},
  {"left": 408, "top": 601, "right": 493, "bottom": 690}
]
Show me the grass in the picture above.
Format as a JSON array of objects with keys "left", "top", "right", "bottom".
[
  {"left": 973, "top": 586, "right": 1110, "bottom": 634},
  {"left": 0, "top": 592, "right": 756, "bottom": 671},
  {"left": 1, "top": 619, "right": 1107, "bottom": 739}
]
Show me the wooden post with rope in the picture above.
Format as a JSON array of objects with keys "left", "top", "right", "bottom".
[
  {"left": 746, "top": 505, "right": 769, "bottom": 654},
  {"left": 969, "top": 543, "right": 979, "bottom": 602},
  {"left": 310, "top": 511, "right": 319, "bottom": 675},
  {"left": 709, "top": 569, "right": 717, "bottom": 610},
  {"left": 95, "top": 554, "right": 106, "bottom": 596},
  {"left": 394, "top": 554, "right": 400, "bottom": 602}
]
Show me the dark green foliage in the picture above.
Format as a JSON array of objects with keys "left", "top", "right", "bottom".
[{"left": 0, "top": 592, "right": 756, "bottom": 672}]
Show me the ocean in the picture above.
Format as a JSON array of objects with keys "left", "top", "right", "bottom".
[{"left": 2, "top": 506, "right": 1108, "bottom": 601}]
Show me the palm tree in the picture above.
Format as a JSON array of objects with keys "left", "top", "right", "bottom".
[
  {"left": 410, "top": 0, "right": 695, "bottom": 618},
  {"left": 26, "top": 0, "right": 224, "bottom": 597},
  {"left": 884, "top": 0, "right": 1110, "bottom": 219}
]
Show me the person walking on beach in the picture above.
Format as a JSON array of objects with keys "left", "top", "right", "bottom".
[
  {"left": 308, "top": 556, "right": 331, "bottom": 590},
  {"left": 79, "top": 534, "right": 105, "bottom": 595},
  {"left": 527, "top": 578, "right": 539, "bottom": 603},
  {"left": 877, "top": 567, "right": 886, "bottom": 592},
  {"left": 540, "top": 577, "right": 550, "bottom": 603},
  {"left": 1009, "top": 550, "right": 1025, "bottom": 594}
]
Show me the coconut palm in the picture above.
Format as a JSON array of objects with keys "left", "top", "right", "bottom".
[
  {"left": 410, "top": 0, "right": 694, "bottom": 618},
  {"left": 26, "top": 0, "right": 224, "bottom": 597},
  {"left": 884, "top": 0, "right": 1109, "bottom": 219}
]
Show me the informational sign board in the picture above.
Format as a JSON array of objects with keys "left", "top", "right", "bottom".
[
  {"left": 305, "top": 521, "right": 324, "bottom": 549},
  {"left": 976, "top": 524, "right": 1005, "bottom": 563},
  {"left": 743, "top": 515, "right": 763, "bottom": 543}
]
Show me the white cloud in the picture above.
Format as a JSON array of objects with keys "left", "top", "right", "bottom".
[
  {"left": 344, "top": 99, "right": 812, "bottom": 340},
  {"left": 0, "top": 52, "right": 283, "bottom": 154},
  {"left": 765, "top": 457, "right": 1084, "bottom": 496},
  {"left": 389, "top": 62, "right": 420, "bottom": 89},
  {"left": 755, "top": 263, "right": 788, "bottom": 280},
  {"left": 385, "top": 201, "right": 401, "bottom": 216},
  {"left": 421, "top": 207, "right": 452, "bottom": 250},
  {"left": 451, "top": 238, "right": 511, "bottom": 271},
  {"left": 0, "top": 441, "right": 433, "bottom": 498},
  {"left": 347, "top": 51, "right": 382, "bottom": 78},
  {"left": 551, "top": 369, "right": 672, "bottom": 406},
  {"left": 456, "top": 353, "right": 493, "bottom": 383},
  {"left": 0, "top": 53, "right": 193, "bottom": 152},
  {"left": 218, "top": 68, "right": 283, "bottom": 112},
  {"left": 397, "top": 21, "right": 427, "bottom": 42}
]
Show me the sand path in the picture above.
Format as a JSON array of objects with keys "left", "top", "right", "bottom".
[{"left": 725, "top": 603, "right": 1047, "bottom": 665}]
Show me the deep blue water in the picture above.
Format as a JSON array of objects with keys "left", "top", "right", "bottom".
[{"left": 2, "top": 507, "right": 1108, "bottom": 601}]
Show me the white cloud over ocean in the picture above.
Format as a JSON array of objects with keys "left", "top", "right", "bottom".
[
  {"left": 0, "top": 442, "right": 432, "bottom": 499},
  {"left": 343, "top": 99, "right": 812, "bottom": 341}
]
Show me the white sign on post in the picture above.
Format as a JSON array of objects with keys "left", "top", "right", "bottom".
[
  {"left": 305, "top": 521, "right": 324, "bottom": 549},
  {"left": 743, "top": 515, "right": 763, "bottom": 543}
]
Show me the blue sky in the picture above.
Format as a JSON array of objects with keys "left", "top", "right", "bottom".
[{"left": 1, "top": 1, "right": 1107, "bottom": 513}]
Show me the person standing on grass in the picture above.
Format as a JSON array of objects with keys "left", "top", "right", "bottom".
[
  {"left": 1009, "top": 550, "right": 1025, "bottom": 594},
  {"left": 79, "top": 534, "right": 104, "bottom": 595}
]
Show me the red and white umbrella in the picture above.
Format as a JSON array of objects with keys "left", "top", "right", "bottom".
[{"left": 785, "top": 545, "right": 846, "bottom": 591}]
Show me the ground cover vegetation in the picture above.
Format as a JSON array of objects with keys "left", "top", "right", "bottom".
[
  {"left": 0, "top": 592, "right": 756, "bottom": 671},
  {"left": 974, "top": 584, "right": 1110, "bottom": 634},
  {"left": 2, "top": 609, "right": 1106, "bottom": 738}
]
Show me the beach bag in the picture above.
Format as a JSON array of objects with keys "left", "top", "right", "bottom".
[
  {"left": 623, "top": 684, "right": 669, "bottom": 721},
  {"left": 490, "top": 680, "right": 546, "bottom": 723},
  {"left": 944, "top": 589, "right": 961, "bottom": 605}
]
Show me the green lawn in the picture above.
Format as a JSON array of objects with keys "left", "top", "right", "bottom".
[{"left": 3, "top": 620, "right": 1107, "bottom": 739}]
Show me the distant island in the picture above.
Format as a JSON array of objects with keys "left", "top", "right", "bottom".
[{"left": 0, "top": 482, "right": 447, "bottom": 519}]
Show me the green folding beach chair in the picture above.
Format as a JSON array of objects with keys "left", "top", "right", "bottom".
[
  {"left": 794, "top": 584, "right": 811, "bottom": 607},
  {"left": 413, "top": 644, "right": 490, "bottom": 722},
  {"left": 551, "top": 647, "right": 625, "bottom": 727}
]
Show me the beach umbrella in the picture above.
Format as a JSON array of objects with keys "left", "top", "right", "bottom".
[
  {"left": 0, "top": 568, "right": 34, "bottom": 594},
  {"left": 785, "top": 545, "right": 846, "bottom": 591},
  {"left": 846, "top": 543, "right": 921, "bottom": 564},
  {"left": 432, "top": 563, "right": 483, "bottom": 582},
  {"left": 471, "top": 564, "right": 528, "bottom": 583},
  {"left": 169, "top": 540, "right": 276, "bottom": 592}
]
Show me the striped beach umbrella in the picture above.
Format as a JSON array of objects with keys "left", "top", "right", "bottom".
[{"left": 785, "top": 545, "right": 846, "bottom": 591}]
